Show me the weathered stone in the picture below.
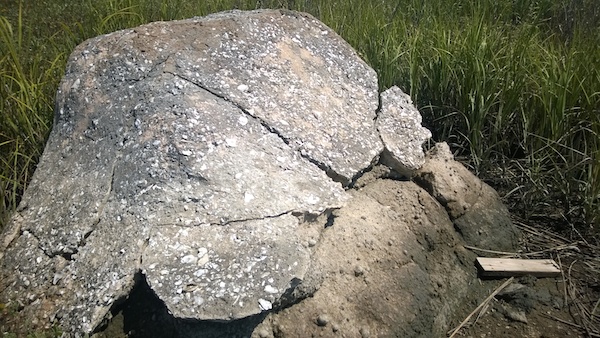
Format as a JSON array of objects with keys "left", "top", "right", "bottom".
[
  {"left": 452, "top": 185, "right": 520, "bottom": 252},
  {"left": 414, "top": 142, "right": 520, "bottom": 251},
  {"left": 316, "top": 313, "right": 329, "bottom": 326},
  {"left": 139, "top": 9, "right": 383, "bottom": 184},
  {"left": 377, "top": 86, "right": 432, "bottom": 176},
  {"left": 142, "top": 215, "right": 314, "bottom": 320},
  {"left": 414, "top": 142, "right": 482, "bottom": 219}
]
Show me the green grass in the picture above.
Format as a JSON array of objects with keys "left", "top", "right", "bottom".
[{"left": 1, "top": 0, "right": 599, "bottom": 234}]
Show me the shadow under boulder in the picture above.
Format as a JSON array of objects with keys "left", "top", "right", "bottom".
[{"left": 95, "top": 273, "right": 268, "bottom": 338}]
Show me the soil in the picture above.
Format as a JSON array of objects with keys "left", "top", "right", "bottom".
[
  {"left": 448, "top": 272, "right": 596, "bottom": 338},
  {"left": 448, "top": 160, "right": 600, "bottom": 338}
]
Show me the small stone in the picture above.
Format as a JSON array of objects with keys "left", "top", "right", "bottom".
[
  {"left": 506, "top": 310, "right": 528, "bottom": 324},
  {"left": 359, "top": 327, "right": 371, "bottom": 338},
  {"left": 354, "top": 265, "right": 365, "bottom": 277},
  {"left": 308, "top": 239, "right": 317, "bottom": 247},
  {"left": 264, "top": 285, "right": 278, "bottom": 294},
  {"left": 499, "top": 303, "right": 528, "bottom": 324},
  {"left": 316, "top": 313, "right": 330, "bottom": 326},
  {"left": 331, "top": 323, "right": 340, "bottom": 332},
  {"left": 180, "top": 255, "right": 198, "bottom": 264},
  {"left": 258, "top": 298, "right": 272, "bottom": 311}
]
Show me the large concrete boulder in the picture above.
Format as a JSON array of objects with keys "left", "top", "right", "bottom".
[{"left": 0, "top": 9, "right": 518, "bottom": 337}]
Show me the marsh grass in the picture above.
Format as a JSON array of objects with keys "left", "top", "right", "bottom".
[
  {"left": 0, "top": 6, "right": 62, "bottom": 228},
  {"left": 1, "top": 0, "right": 599, "bottom": 233}
]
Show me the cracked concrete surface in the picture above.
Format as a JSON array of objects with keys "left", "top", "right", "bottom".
[
  {"left": 164, "top": 70, "right": 348, "bottom": 184},
  {"left": 0, "top": 9, "right": 433, "bottom": 335}
]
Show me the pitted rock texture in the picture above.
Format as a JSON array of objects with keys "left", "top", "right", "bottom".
[
  {"left": 0, "top": 9, "right": 437, "bottom": 336},
  {"left": 141, "top": 9, "right": 383, "bottom": 184},
  {"left": 142, "top": 215, "right": 316, "bottom": 320},
  {"left": 414, "top": 142, "right": 520, "bottom": 251}
]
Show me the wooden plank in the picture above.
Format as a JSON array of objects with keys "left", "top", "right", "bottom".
[{"left": 476, "top": 257, "right": 561, "bottom": 277}]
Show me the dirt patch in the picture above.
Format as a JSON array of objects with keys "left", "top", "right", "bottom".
[
  {"left": 448, "top": 274, "right": 593, "bottom": 337},
  {"left": 446, "top": 221, "right": 599, "bottom": 338}
]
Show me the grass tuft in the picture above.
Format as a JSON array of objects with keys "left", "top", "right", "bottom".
[{"left": 0, "top": 5, "right": 60, "bottom": 228}]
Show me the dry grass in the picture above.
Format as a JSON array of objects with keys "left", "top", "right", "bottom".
[
  {"left": 515, "top": 218, "right": 600, "bottom": 336},
  {"left": 461, "top": 216, "right": 599, "bottom": 337}
]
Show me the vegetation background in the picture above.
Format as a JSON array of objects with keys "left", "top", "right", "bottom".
[{"left": 1, "top": 0, "right": 599, "bottom": 238}]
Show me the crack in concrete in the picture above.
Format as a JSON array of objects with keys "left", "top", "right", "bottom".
[
  {"left": 347, "top": 92, "right": 389, "bottom": 189},
  {"left": 347, "top": 156, "right": 382, "bottom": 189},
  {"left": 42, "top": 158, "right": 119, "bottom": 261},
  {"left": 166, "top": 71, "right": 291, "bottom": 144},
  {"left": 86, "top": 157, "right": 118, "bottom": 231},
  {"left": 66, "top": 98, "right": 139, "bottom": 258},
  {"left": 5, "top": 212, "right": 59, "bottom": 260},
  {"left": 1, "top": 202, "right": 60, "bottom": 260},
  {"left": 164, "top": 71, "right": 347, "bottom": 185},
  {"left": 374, "top": 89, "right": 383, "bottom": 121},
  {"left": 373, "top": 92, "right": 386, "bottom": 150},
  {"left": 27, "top": 230, "right": 51, "bottom": 258},
  {"left": 154, "top": 208, "right": 298, "bottom": 228},
  {"left": 219, "top": 209, "right": 298, "bottom": 227},
  {"left": 138, "top": 236, "right": 151, "bottom": 268}
]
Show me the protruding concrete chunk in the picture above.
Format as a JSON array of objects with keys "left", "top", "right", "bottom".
[
  {"left": 142, "top": 215, "right": 313, "bottom": 320},
  {"left": 377, "top": 86, "right": 432, "bottom": 176}
]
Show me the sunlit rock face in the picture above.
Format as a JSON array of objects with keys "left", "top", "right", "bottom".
[{"left": 0, "top": 9, "right": 436, "bottom": 335}]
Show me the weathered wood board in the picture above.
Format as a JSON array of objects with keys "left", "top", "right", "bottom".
[{"left": 476, "top": 257, "right": 561, "bottom": 277}]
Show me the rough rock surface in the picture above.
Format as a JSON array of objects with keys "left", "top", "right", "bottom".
[
  {"left": 414, "top": 143, "right": 520, "bottom": 251},
  {"left": 377, "top": 86, "right": 432, "bottom": 176},
  {"left": 0, "top": 9, "right": 518, "bottom": 338},
  {"left": 151, "top": 9, "right": 383, "bottom": 184}
]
